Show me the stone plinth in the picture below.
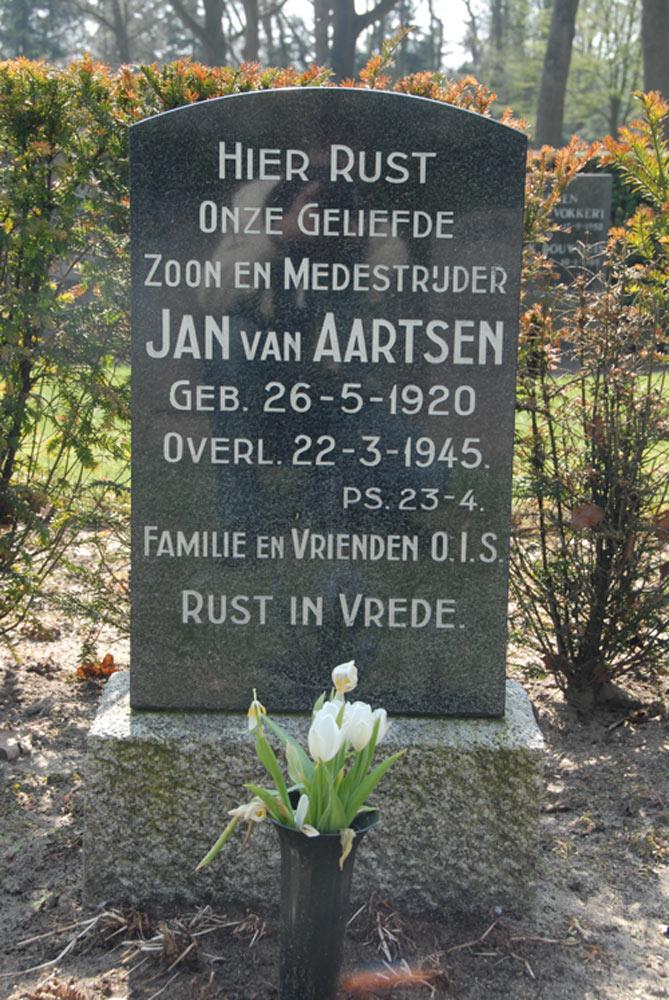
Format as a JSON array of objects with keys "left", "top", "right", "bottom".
[{"left": 84, "top": 672, "right": 544, "bottom": 914}]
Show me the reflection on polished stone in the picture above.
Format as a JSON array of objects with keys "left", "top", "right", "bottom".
[{"left": 130, "top": 89, "right": 527, "bottom": 716}]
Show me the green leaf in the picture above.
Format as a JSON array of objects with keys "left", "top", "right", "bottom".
[
  {"left": 310, "top": 760, "right": 327, "bottom": 829},
  {"left": 285, "top": 740, "right": 314, "bottom": 790},
  {"left": 263, "top": 715, "right": 314, "bottom": 787},
  {"left": 261, "top": 714, "right": 291, "bottom": 746},
  {"left": 254, "top": 729, "right": 292, "bottom": 817},
  {"left": 325, "top": 784, "right": 347, "bottom": 832},
  {"left": 312, "top": 761, "right": 348, "bottom": 832},
  {"left": 345, "top": 750, "right": 405, "bottom": 825}
]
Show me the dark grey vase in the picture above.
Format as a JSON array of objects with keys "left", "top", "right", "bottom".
[{"left": 273, "top": 806, "right": 377, "bottom": 1000}]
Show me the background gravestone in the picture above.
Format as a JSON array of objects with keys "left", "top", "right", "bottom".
[
  {"left": 130, "top": 89, "right": 527, "bottom": 716},
  {"left": 545, "top": 172, "right": 612, "bottom": 276}
]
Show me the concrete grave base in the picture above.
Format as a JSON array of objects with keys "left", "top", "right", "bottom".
[{"left": 84, "top": 672, "right": 545, "bottom": 914}]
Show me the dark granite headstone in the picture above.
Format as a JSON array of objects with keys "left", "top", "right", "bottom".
[
  {"left": 130, "top": 89, "right": 526, "bottom": 716},
  {"left": 545, "top": 172, "right": 612, "bottom": 276}
]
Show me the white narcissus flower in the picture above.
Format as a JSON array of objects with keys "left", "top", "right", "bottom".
[
  {"left": 247, "top": 688, "right": 266, "bottom": 731},
  {"left": 308, "top": 705, "right": 344, "bottom": 762},
  {"left": 341, "top": 700, "right": 375, "bottom": 751},
  {"left": 228, "top": 797, "right": 267, "bottom": 823},
  {"left": 331, "top": 660, "right": 358, "bottom": 698}
]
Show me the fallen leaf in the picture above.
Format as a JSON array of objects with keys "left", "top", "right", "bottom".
[
  {"left": 570, "top": 504, "right": 604, "bottom": 529},
  {"left": 77, "top": 653, "right": 119, "bottom": 680}
]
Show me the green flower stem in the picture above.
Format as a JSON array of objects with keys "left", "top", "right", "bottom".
[
  {"left": 254, "top": 728, "right": 292, "bottom": 817},
  {"left": 345, "top": 749, "right": 406, "bottom": 824},
  {"left": 195, "top": 815, "right": 240, "bottom": 870}
]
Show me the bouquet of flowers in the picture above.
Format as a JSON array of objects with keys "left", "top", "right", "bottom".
[{"left": 196, "top": 661, "right": 404, "bottom": 870}]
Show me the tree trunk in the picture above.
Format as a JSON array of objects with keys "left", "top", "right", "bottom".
[
  {"left": 642, "top": 0, "right": 669, "bottom": 98},
  {"left": 169, "top": 0, "right": 227, "bottom": 65},
  {"left": 243, "top": 0, "right": 259, "bottom": 60},
  {"left": 111, "top": 0, "right": 132, "bottom": 64},
  {"left": 9, "top": 0, "right": 32, "bottom": 56},
  {"left": 331, "top": 0, "right": 358, "bottom": 79},
  {"left": 202, "top": 0, "right": 227, "bottom": 64},
  {"left": 534, "top": 0, "right": 579, "bottom": 147},
  {"left": 329, "top": 0, "right": 400, "bottom": 81},
  {"left": 488, "top": 0, "right": 509, "bottom": 93},
  {"left": 462, "top": 0, "right": 481, "bottom": 68},
  {"left": 427, "top": 0, "right": 444, "bottom": 72},
  {"left": 489, "top": 0, "right": 506, "bottom": 50},
  {"left": 313, "top": 0, "right": 330, "bottom": 65}
]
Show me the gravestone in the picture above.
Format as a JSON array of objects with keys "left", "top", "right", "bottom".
[
  {"left": 85, "top": 89, "right": 545, "bottom": 913},
  {"left": 130, "top": 88, "right": 526, "bottom": 717},
  {"left": 545, "top": 172, "right": 612, "bottom": 276}
]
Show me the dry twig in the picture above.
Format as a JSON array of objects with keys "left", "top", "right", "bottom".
[{"left": 0, "top": 911, "right": 121, "bottom": 978}]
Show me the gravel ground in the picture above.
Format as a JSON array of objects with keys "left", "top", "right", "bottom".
[{"left": 1, "top": 618, "right": 667, "bottom": 1000}]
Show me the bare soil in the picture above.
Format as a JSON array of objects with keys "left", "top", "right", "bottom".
[{"left": 1, "top": 617, "right": 668, "bottom": 1000}]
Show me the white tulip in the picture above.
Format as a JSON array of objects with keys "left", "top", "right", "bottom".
[
  {"left": 317, "top": 700, "right": 341, "bottom": 722},
  {"left": 247, "top": 688, "right": 266, "bottom": 731},
  {"left": 308, "top": 706, "right": 344, "bottom": 762},
  {"left": 331, "top": 660, "right": 358, "bottom": 698},
  {"left": 228, "top": 797, "right": 267, "bottom": 823},
  {"left": 341, "top": 700, "right": 375, "bottom": 751},
  {"left": 372, "top": 707, "right": 390, "bottom": 744},
  {"left": 294, "top": 793, "right": 310, "bottom": 828}
]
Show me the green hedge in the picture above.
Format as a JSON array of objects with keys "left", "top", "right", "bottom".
[
  {"left": 0, "top": 49, "right": 520, "bottom": 638},
  {"left": 1, "top": 55, "right": 667, "bottom": 707}
]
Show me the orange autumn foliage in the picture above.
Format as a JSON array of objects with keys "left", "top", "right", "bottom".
[{"left": 77, "top": 654, "right": 119, "bottom": 680}]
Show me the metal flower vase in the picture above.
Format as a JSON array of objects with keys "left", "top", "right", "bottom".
[{"left": 273, "top": 808, "right": 377, "bottom": 1000}]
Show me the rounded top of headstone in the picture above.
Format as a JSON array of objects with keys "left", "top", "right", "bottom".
[{"left": 131, "top": 86, "right": 528, "bottom": 148}]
